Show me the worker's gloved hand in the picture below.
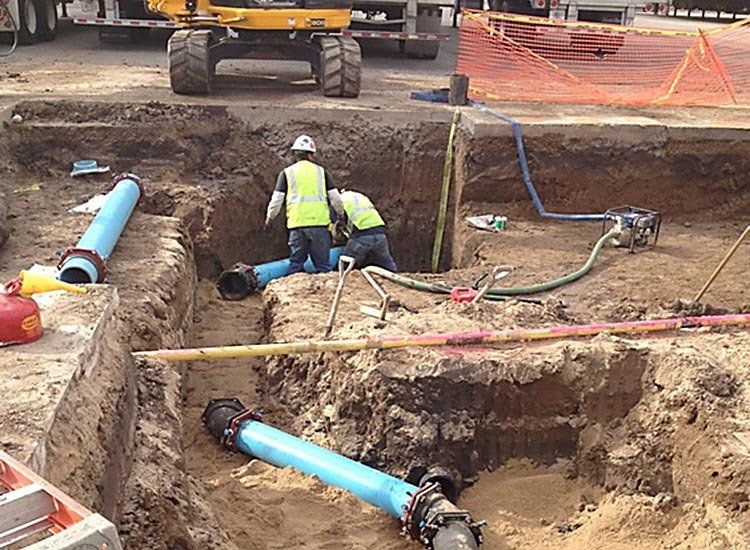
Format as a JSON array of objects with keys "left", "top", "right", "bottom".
[{"left": 332, "top": 220, "right": 348, "bottom": 245}]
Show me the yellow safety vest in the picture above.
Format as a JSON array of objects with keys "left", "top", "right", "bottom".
[
  {"left": 342, "top": 191, "right": 385, "bottom": 231},
  {"left": 284, "top": 160, "right": 330, "bottom": 229}
]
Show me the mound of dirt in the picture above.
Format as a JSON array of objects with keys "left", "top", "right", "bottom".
[
  {"left": 464, "top": 461, "right": 744, "bottom": 549},
  {"left": 259, "top": 271, "right": 750, "bottom": 548}
]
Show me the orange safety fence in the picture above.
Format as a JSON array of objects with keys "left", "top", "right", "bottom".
[{"left": 455, "top": 10, "right": 750, "bottom": 107}]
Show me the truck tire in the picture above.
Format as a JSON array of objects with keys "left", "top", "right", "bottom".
[
  {"left": 39, "top": 0, "right": 57, "bottom": 42},
  {"left": 400, "top": 8, "right": 440, "bottom": 59},
  {"left": 17, "top": 0, "right": 42, "bottom": 45},
  {"left": 319, "top": 36, "right": 361, "bottom": 98},
  {"left": 169, "top": 29, "right": 215, "bottom": 95}
]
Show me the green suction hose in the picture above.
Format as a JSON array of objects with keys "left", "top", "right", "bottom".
[
  {"left": 363, "top": 266, "right": 451, "bottom": 294},
  {"left": 362, "top": 227, "right": 619, "bottom": 300},
  {"left": 485, "top": 227, "right": 619, "bottom": 296}
]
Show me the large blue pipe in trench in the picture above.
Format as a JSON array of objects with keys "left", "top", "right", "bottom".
[
  {"left": 255, "top": 247, "right": 343, "bottom": 290},
  {"left": 202, "top": 399, "right": 483, "bottom": 548},
  {"left": 58, "top": 174, "right": 143, "bottom": 284},
  {"left": 236, "top": 419, "right": 416, "bottom": 518},
  {"left": 217, "top": 247, "right": 344, "bottom": 300}
]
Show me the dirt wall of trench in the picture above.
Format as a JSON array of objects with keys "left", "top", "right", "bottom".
[
  {"left": 451, "top": 121, "right": 750, "bottom": 266},
  {"left": 6, "top": 101, "right": 452, "bottom": 275},
  {"left": 454, "top": 122, "right": 750, "bottom": 220}
]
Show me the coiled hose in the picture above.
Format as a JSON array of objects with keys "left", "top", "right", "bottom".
[{"left": 362, "top": 227, "right": 619, "bottom": 300}]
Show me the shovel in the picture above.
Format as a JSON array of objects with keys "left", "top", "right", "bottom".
[{"left": 325, "top": 255, "right": 356, "bottom": 337}]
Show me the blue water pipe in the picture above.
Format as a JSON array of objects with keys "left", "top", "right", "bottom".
[
  {"left": 58, "top": 174, "right": 143, "bottom": 284},
  {"left": 255, "top": 247, "right": 343, "bottom": 290},
  {"left": 242, "top": 419, "right": 415, "bottom": 517},
  {"left": 469, "top": 102, "right": 605, "bottom": 222},
  {"left": 202, "top": 399, "right": 483, "bottom": 548},
  {"left": 217, "top": 247, "right": 344, "bottom": 300}
]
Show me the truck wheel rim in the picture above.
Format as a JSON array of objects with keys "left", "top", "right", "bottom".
[
  {"left": 45, "top": 0, "right": 56, "bottom": 30},
  {"left": 24, "top": 0, "right": 37, "bottom": 34}
]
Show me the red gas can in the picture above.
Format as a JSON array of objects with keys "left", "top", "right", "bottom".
[{"left": 0, "top": 292, "right": 42, "bottom": 346}]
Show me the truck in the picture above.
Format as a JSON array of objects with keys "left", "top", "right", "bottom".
[
  {"left": 0, "top": 0, "right": 58, "bottom": 44},
  {"left": 671, "top": 0, "right": 750, "bottom": 16},
  {"left": 68, "top": 0, "right": 452, "bottom": 58},
  {"left": 346, "top": 0, "right": 451, "bottom": 58},
  {"left": 487, "top": 0, "right": 646, "bottom": 25}
]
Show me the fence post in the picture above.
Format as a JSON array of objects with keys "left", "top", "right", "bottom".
[{"left": 698, "top": 29, "right": 737, "bottom": 104}]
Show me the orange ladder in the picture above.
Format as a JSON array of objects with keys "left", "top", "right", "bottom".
[{"left": 0, "top": 450, "right": 121, "bottom": 549}]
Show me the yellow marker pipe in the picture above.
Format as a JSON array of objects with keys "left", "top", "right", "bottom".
[
  {"left": 693, "top": 225, "right": 750, "bottom": 304},
  {"left": 133, "top": 313, "right": 750, "bottom": 362}
]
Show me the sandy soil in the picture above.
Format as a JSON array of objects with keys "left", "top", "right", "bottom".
[
  {"left": 464, "top": 461, "right": 747, "bottom": 549},
  {"left": 183, "top": 276, "right": 750, "bottom": 550},
  {"left": 182, "top": 281, "right": 409, "bottom": 549}
]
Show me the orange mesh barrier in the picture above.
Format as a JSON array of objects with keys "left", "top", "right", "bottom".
[{"left": 456, "top": 10, "right": 750, "bottom": 106}]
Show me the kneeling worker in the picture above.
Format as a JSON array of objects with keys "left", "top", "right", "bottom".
[
  {"left": 265, "top": 134, "right": 345, "bottom": 274},
  {"left": 339, "top": 190, "right": 398, "bottom": 272}
]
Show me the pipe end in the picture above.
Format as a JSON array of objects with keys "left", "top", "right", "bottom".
[
  {"left": 217, "top": 264, "right": 258, "bottom": 301},
  {"left": 58, "top": 266, "right": 96, "bottom": 285},
  {"left": 419, "top": 467, "right": 459, "bottom": 505},
  {"left": 202, "top": 398, "right": 246, "bottom": 442}
]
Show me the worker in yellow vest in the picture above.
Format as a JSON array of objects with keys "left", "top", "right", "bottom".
[
  {"left": 338, "top": 190, "right": 398, "bottom": 272},
  {"left": 264, "top": 135, "right": 345, "bottom": 274}
]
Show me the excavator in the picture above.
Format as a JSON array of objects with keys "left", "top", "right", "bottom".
[{"left": 144, "top": 0, "right": 362, "bottom": 97}]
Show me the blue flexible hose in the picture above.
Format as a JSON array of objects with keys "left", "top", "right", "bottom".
[{"left": 469, "top": 101, "right": 605, "bottom": 222}]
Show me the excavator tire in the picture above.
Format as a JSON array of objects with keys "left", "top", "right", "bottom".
[
  {"left": 169, "top": 29, "right": 214, "bottom": 95},
  {"left": 319, "top": 36, "right": 361, "bottom": 98}
]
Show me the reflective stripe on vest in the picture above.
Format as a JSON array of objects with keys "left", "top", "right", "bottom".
[
  {"left": 342, "top": 192, "right": 385, "bottom": 231},
  {"left": 284, "top": 160, "right": 330, "bottom": 228}
]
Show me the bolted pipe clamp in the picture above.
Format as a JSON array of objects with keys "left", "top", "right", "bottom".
[
  {"left": 202, "top": 398, "right": 264, "bottom": 449},
  {"left": 111, "top": 173, "right": 146, "bottom": 206}
]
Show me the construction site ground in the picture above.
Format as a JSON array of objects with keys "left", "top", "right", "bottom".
[{"left": 0, "top": 12, "right": 749, "bottom": 550}]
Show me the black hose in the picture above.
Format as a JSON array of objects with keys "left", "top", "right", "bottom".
[{"left": 0, "top": 4, "right": 18, "bottom": 57}]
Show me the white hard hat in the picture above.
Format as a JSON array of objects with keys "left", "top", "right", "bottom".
[{"left": 291, "top": 135, "right": 317, "bottom": 154}]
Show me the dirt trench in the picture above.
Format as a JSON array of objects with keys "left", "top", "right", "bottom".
[{"left": 1, "top": 100, "right": 750, "bottom": 549}]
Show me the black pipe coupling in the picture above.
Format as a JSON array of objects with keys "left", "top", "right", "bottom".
[
  {"left": 402, "top": 484, "right": 484, "bottom": 549},
  {"left": 216, "top": 263, "right": 259, "bottom": 301},
  {"left": 202, "top": 398, "right": 263, "bottom": 449}
]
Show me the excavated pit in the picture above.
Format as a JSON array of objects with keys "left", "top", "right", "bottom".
[{"left": 0, "top": 100, "right": 749, "bottom": 548}]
